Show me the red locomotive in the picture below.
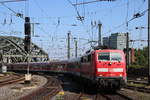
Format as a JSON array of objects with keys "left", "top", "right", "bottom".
[
  {"left": 7, "top": 49, "right": 127, "bottom": 90},
  {"left": 67, "top": 49, "right": 127, "bottom": 90}
]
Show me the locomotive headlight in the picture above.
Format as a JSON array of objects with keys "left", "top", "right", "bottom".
[
  {"left": 120, "top": 74, "right": 122, "bottom": 77},
  {"left": 99, "top": 74, "right": 103, "bottom": 76},
  {"left": 109, "top": 62, "right": 112, "bottom": 65}
]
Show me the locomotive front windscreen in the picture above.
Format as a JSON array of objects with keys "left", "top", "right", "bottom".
[{"left": 98, "top": 52, "right": 122, "bottom": 61}]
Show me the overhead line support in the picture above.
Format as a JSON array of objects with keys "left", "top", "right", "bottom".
[
  {"left": 98, "top": 22, "right": 102, "bottom": 47},
  {"left": 148, "top": 0, "right": 150, "bottom": 84},
  {"left": 67, "top": 31, "right": 71, "bottom": 59}
]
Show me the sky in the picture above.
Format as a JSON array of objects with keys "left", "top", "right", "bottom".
[{"left": 0, "top": 0, "right": 148, "bottom": 60}]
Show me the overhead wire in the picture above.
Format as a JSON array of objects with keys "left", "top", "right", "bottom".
[
  {"left": 83, "top": 1, "right": 97, "bottom": 43},
  {"left": 66, "top": 0, "right": 93, "bottom": 50},
  {"left": 33, "top": 0, "right": 49, "bottom": 17},
  {"left": 23, "top": 0, "right": 126, "bottom": 25},
  {"left": 33, "top": 0, "right": 64, "bottom": 48},
  {"left": 66, "top": 0, "right": 84, "bottom": 24},
  {"left": 100, "top": 0, "right": 138, "bottom": 36},
  {"left": 126, "top": 0, "right": 129, "bottom": 29},
  {"left": 33, "top": 0, "right": 57, "bottom": 40},
  {"left": 83, "top": 0, "right": 130, "bottom": 46},
  {"left": 102, "top": 7, "right": 149, "bottom": 36},
  {"left": 1, "top": 3, "right": 24, "bottom": 19},
  {"left": 32, "top": 0, "right": 60, "bottom": 49},
  {"left": 82, "top": 0, "right": 85, "bottom": 18},
  {"left": 28, "top": 1, "right": 125, "bottom": 21},
  {"left": 1, "top": 3, "right": 16, "bottom": 14},
  {"left": 0, "top": 1, "right": 25, "bottom": 36},
  {"left": 25, "top": 0, "right": 29, "bottom": 17},
  {"left": 0, "top": 2, "right": 25, "bottom": 38},
  {"left": 137, "top": 0, "right": 146, "bottom": 12}
]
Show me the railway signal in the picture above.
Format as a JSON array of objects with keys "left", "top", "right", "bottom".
[
  {"left": 24, "top": 17, "right": 31, "bottom": 53},
  {"left": 24, "top": 17, "right": 32, "bottom": 83}
]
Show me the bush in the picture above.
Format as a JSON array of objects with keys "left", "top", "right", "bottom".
[
  {"left": 128, "top": 64, "right": 145, "bottom": 69},
  {"left": 128, "top": 64, "right": 148, "bottom": 77}
]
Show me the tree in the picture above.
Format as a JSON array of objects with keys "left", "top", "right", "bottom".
[{"left": 133, "top": 47, "right": 148, "bottom": 67}]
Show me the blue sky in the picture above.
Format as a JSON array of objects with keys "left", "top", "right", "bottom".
[{"left": 0, "top": 0, "right": 148, "bottom": 59}]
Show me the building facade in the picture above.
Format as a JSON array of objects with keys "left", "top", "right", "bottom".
[
  {"left": 103, "top": 33, "right": 127, "bottom": 50},
  {"left": 102, "top": 33, "right": 135, "bottom": 65},
  {"left": 103, "top": 37, "right": 109, "bottom": 47}
]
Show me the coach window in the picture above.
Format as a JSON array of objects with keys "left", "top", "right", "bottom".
[
  {"left": 86, "top": 56, "right": 89, "bottom": 62},
  {"left": 88, "top": 54, "right": 91, "bottom": 62},
  {"left": 83, "top": 56, "right": 86, "bottom": 62},
  {"left": 81, "top": 56, "right": 88, "bottom": 63},
  {"left": 81, "top": 57, "right": 84, "bottom": 63}
]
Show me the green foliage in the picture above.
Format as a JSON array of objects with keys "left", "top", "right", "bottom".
[
  {"left": 129, "top": 64, "right": 144, "bottom": 69},
  {"left": 130, "top": 46, "right": 148, "bottom": 68}
]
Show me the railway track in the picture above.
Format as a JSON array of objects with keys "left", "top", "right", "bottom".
[
  {"left": 76, "top": 93, "right": 96, "bottom": 100},
  {"left": 125, "top": 80, "right": 150, "bottom": 93},
  {"left": 125, "top": 85, "right": 150, "bottom": 93},
  {"left": 76, "top": 92, "right": 133, "bottom": 100},
  {"left": 19, "top": 75, "right": 61, "bottom": 100},
  {"left": 70, "top": 92, "right": 133, "bottom": 100},
  {"left": 52, "top": 74, "right": 136, "bottom": 100},
  {"left": 0, "top": 74, "right": 25, "bottom": 87},
  {"left": 1, "top": 72, "right": 148, "bottom": 100},
  {"left": 97, "top": 93, "right": 132, "bottom": 100}
]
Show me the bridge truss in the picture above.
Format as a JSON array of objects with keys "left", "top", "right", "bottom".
[{"left": 0, "top": 36, "right": 49, "bottom": 63}]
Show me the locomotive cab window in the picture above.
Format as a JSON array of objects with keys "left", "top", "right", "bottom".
[
  {"left": 98, "top": 52, "right": 122, "bottom": 61},
  {"left": 98, "top": 52, "right": 109, "bottom": 61},
  {"left": 110, "top": 52, "right": 122, "bottom": 61}
]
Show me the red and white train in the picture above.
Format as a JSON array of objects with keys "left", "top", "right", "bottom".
[{"left": 7, "top": 49, "right": 127, "bottom": 90}]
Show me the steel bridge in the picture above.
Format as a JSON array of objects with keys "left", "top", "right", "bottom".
[{"left": 0, "top": 36, "right": 49, "bottom": 63}]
